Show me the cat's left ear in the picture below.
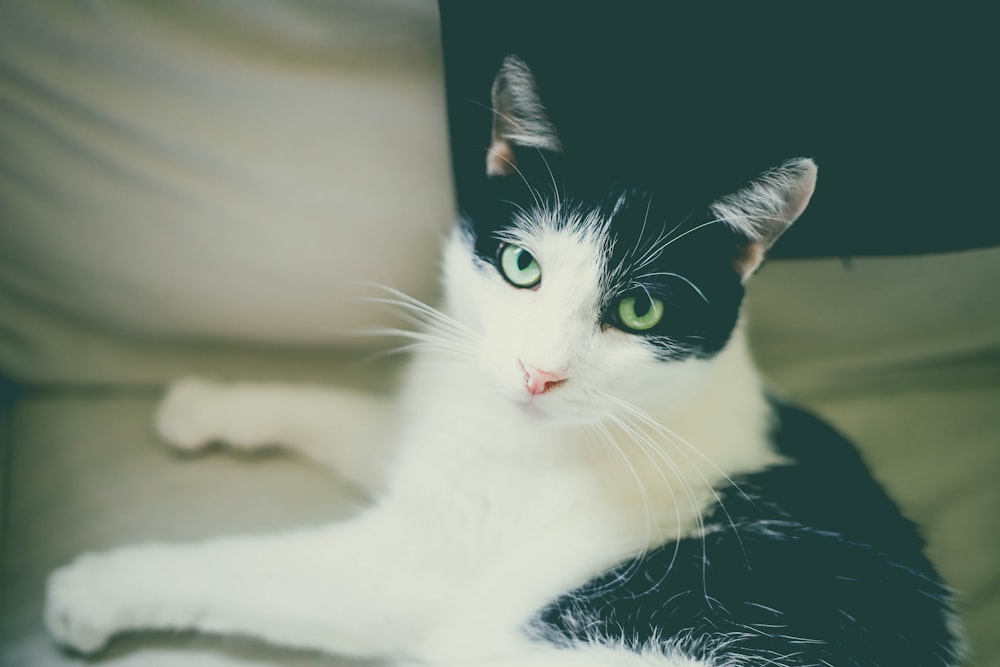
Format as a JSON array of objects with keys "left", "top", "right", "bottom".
[
  {"left": 711, "top": 158, "right": 818, "bottom": 280},
  {"left": 486, "top": 55, "right": 563, "bottom": 177}
]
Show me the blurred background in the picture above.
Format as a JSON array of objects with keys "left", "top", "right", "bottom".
[{"left": 1, "top": 0, "right": 453, "bottom": 351}]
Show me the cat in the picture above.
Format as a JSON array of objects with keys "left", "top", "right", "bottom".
[{"left": 45, "top": 55, "right": 962, "bottom": 667}]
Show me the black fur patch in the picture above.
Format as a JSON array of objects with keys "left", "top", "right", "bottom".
[
  {"left": 461, "top": 152, "right": 747, "bottom": 361},
  {"left": 531, "top": 402, "right": 960, "bottom": 666}
]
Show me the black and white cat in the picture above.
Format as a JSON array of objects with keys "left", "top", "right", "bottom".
[{"left": 46, "top": 56, "right": 961, "bottom": 666}]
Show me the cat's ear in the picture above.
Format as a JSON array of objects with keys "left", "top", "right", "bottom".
[
  {"left": 711, "top": 158, "right": 818, "bottom": 279},
  {"left": 486, "top": 55, "right": 563, "bottom": 177}
]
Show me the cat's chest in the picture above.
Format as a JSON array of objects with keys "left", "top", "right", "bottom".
[
  {"left": 392, "top": 424, "right": 702, "bottom": 569},
  {"left": 391, "top": 338, "right": 783, "bottom": 561},
  {"left": 390, "top": 413, "right": 603, "bottom": 537}
]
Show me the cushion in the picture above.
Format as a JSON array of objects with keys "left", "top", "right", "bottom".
[{"left": 0, "top": 0, "right": 453, "bottom": 345}]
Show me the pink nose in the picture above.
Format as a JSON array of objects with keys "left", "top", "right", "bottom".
[{"left": 522, "top": 364, "right": 567, "bottom": 395}]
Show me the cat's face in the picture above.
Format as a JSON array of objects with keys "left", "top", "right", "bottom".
[{"left": 442, "top": 56, "right": 816, "bottom": 422}]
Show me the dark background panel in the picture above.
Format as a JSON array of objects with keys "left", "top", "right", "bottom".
[{"left": 438, "top": 3, "right": 998, "bottom": 258}]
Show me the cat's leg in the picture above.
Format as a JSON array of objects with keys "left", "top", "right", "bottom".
[
  {"left": 155, "top": 378, "right": 394, "bottom": 491},
  {"left": 45, "top": 507, "right": 458, "bottom": 658}
]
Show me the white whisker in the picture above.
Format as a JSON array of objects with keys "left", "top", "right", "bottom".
[
  {"left": 602, "top": 410, "right": 707, "bottom": 597},
  {"left": 579, "top": 419, "right": 664, "bottom": 596},
  {"left": 660, "top": 217, "right": 728, "bottom": 250},
  {"left": 354, "top": 283, "right": 481, "bottom": 367},
  {"left": 589, "top": 421, "right": 655, "bottom": 547},
  {"left": 632, "top": 271, "right": 711, "bottom": 304},
  {"left": 600, "top": 393, "right": 752, "bottom": 575},
  {"left": 602, "top": 392, "right": 752, "bottom": 504}
]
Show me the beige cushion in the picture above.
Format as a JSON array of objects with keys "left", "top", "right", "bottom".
[{"left": 0, "top": 0, "right": 453, "bottom": 345}]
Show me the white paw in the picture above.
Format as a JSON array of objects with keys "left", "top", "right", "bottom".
[
  {"left": 155, "top": 377, "right": 223, "bottom": 450},
  {"left": 45, "top": 554, "right": 122, "bottom": 653}
]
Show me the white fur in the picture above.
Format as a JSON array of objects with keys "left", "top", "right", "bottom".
[{"left": 45, "top": 212, "right": 780, "bottom": 667}]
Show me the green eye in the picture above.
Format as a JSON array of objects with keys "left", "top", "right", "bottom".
[
  {"left": 499, "top": 244, "right": 542, "bottom": 288},
  {"left": 617, "top": 294, "right": 664, "bottom": 332}
]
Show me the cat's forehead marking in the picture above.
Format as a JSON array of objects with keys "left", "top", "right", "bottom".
[
  {"left": 496, "top": 191, "right": 684, "bottom": 300},
  {"left": 496, "top": 200, "right": 612, "bottom": 250},
  {"left": 538, "top": 192, "right": 675, "bottom": 290}
]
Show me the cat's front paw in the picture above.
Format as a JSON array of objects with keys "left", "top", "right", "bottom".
[
  {"left": 45, "top": 554, "right": 123, "bottom": 653},
  {"left": 155, "top": 377, "right": 224, "bottom": 450}
]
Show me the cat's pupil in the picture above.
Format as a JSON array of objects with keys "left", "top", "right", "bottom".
[
  {"left": 633, "top": 293, "right": 651, "bottom": 317},
  {"left": 517, "top": 250, "right": 533, "bottom": 271}
]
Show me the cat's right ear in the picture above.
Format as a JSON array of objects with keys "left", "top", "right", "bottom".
[
  {"left": 487, "top": 55, "right": 563, "bottom": 177},
  {"left": 711, "top": 158, "right": 818, "bottom": 280}
]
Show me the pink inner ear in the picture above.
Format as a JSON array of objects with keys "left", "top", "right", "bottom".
[
  {"left": 734, "top": 242, "right": 767, "bottom": 280},
  {"left": 486, "top": 139, "right": 517, "bottom": 177}
]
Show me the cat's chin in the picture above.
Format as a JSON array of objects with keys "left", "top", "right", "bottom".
[{"left": 508, "top": 391, "right": 608, "bottom": 427}]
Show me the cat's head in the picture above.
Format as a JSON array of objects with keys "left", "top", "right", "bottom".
[{"left": 443, "top": 55, "right": 816, "bottom": 421}]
